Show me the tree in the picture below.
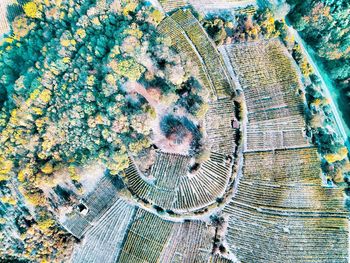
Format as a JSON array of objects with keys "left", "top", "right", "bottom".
[{"left": 23, "top": 2, "right": 40, "bottom": 19}]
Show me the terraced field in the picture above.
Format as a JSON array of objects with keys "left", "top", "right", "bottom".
[
  {"left": 221, "top": 38, "right": 349, "bottom": 263},
  {"left": 158, "top": 0, "right": 187, "bottom": 12},
  {"left": 158, "top": 9, "right": 234, "bottom": 99},
  {"left": 117, "top": 209, "right": 175, "bottom": 263},
  {"left": 205, "top": 98, "right": 238, "bottom": 155},
  {"left": 188, "top": 0, "right": 256, "bottom": 13},
  {"left": 123, "top": 151, "right": 234, "bottom": 214},
  {"left": 60, "top": 176, "right": 125, "bottom": 238},
  {"left": 223, "top": 39, "right": 311, "bottom": 151},
  {"left": 71, "top": 199, "right": 135, "bottom": 263},
  {"left": 159, "top": 220, "right": 215, "bottom": 262},
  {"left": 209, "top": 255, "right": 235, "bottom": 263},
  {"left": 223, "top": 149, "right": 348, "bottom": 262},
  {"left": 117, "top": 209, "right": 216, "bottom": 263}
]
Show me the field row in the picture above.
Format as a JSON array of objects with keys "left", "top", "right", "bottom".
[
  {"left": 124, "top": 151, "right": 233, "bottom": 213},
  {"left": 60, "top": 176, "right": 124, "bottom": 238},
  {"left": 223, "top": 148, "right": 349, "bottom": 262},
  {"left": 225, "top": 39, "right": 309, "bottom": 151},
  {"left": 158, "top": 0, "right": 187, "bottom": 12},
  {"left": 205, "top": 98, "right": 238, "bottom": 155},
  {"left": 158, "top": 0, "right": 255, "bottom": 14},
  {"left": 243, "top": 147, "right": 321, "bottom": 184},
  {"left": 117, "top": 209, "right": 215, "bottom": 263},
  {"left": 159, "top": 220, "right": 215, "bottom": 262},
  {"left": 71, "top": 199, "right": 135, "bottom": 263},
  {"left": 159, "top": 9, "right": 234, "bottom": 98}
]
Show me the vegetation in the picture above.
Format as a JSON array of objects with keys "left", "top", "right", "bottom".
[
  {"left": 0, "top": 0, "right": 205, "bottom": 261},
  {"left": 160, "top": 114, "right": 202, "bottom": 155},
  {"left": 277, "top": 11, "right": 349, "bottom": 184},
  {"left": 304, "top": 74, "right": 350, "bottom": 184},
  {"left": 176, "top": 77, "right": 206, "bottom": 117},
  {"left": 287, "top": 0, "right": 350, "bottom": 128},
  {"left": 202, "top": 8, "right": 279, "bottom": 45}
]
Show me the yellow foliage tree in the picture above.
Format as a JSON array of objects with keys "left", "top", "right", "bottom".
[
  {"left": 76, "top": 28, "right": 86, "bottom": 39},
  {"left": 0, "top": 174, "right": 10, "bottom": 182},
  {"left": 41, "top": 162, "right": 53, "bottom": 174},
  {"left": 25, "top": 191, "right": 45, "bottom": 206},
  {"left": 0, "top": 196, "right": 17, "bottom": 205},
  {"left": 300, "top": 58, "right": 313, "bottom": 77},
  {"left": 23, "top": 2, "right": 40, "bottom": 18},
  {"left": 0, "top": 158, "right": 13, "bottom": 176},
  {"left": 110, "top": 58, "right": 145, "bottom": 81},
  {"left": 128, "top": 138, "right": 151, "bottom": 154},
  {"left": 107, "top": 152, "right": 130, "bottom": 175},
  {"left": 124, "top": 27, "right": 143, "bottom": 39},
  {"left": 261, "top": 12, "right": 277, "bottom": 38},
  {"left": 18, "top": 166, "right": 34, "bottom": 183},
  {"left": 38, "top": 89, "right": 52, "bottom": 104},
  {"left": 324, "top": 147, "right": 348, "bottom": 163},
  {"left": 37, "top": 218, "right": 55, "bottom": 232},
  {"left": 86, "top": 75, "right": 95, "bottom": 86},
  {"left": 123, "top": 2, "right": 137, "bottom": 16},
  {"left": 69, "top": 166, "right": 80, "bottom": 181},
  {"left": 150, "top": 10, "right": 164, "bottom": 24}
]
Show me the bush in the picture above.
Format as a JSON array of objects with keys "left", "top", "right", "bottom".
[{"left": 160, "top": 114, "right": 202, "bottom": 156}]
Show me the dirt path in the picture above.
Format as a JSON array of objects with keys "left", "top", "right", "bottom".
[{"left": 125, "top": 81, "right": 167, "bottom": 116}]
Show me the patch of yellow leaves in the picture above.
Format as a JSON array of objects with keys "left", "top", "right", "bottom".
[
  {"left": 37, "top": 218, "right": 55, "bottom": 232},
  {"left": 325, "top": 147, "right": 348, "bottom": 163},
  {"left": 62, "top": 57, "right": 71, "bottom": 63},
  {"left": 1, "top": 196, "right": 17, "bottom": 205},
  {"left": 60, "top": 39, "right": 70, "bottom": 47},
  {"left": 87, "top": 75, "right": 95, "bottom": 86},
  {"left": 123, "top": 2, "right": 137, "bottom": 16},
  {"left": 23, "top": 2, "right": 40, "bottom": 18},
  {"left": 41, "top": 162, "right": 53, "bottom": 174},
  {"left": 38, "top": 89, "right": 51, "bottom": 103},
  {"left": 0, "top": 157, "right": 13, "bottom": 178},
  {"left": 76, "top": 28, "right": 86, "bottom": 39}
]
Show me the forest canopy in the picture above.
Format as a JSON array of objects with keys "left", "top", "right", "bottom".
[
  {"left": 287, "top": 0, "right": 350, "bottom": 86},
  {"left": 0, "top": 0, "right": 206, "bottom": 260},
  {"left": 0, "top": 0, "right": 205, "bottom": 179}
]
